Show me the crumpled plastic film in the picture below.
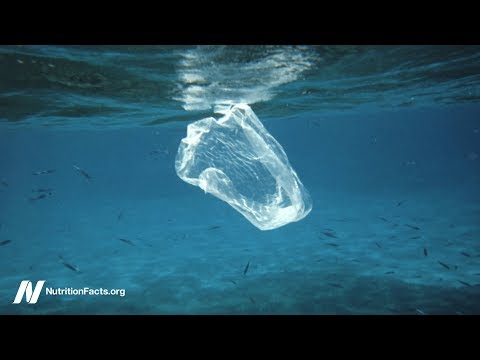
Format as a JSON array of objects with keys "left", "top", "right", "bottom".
[{"left": 175, "top": 104, "right": 312, "bottom": 230}]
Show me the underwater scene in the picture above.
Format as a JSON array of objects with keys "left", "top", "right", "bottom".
[{"left": 0, "top": 45, "right": 479, "bottom": 314}]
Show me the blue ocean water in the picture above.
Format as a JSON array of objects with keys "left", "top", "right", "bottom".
[{"left": 0, "top": 45, "right": 479, "bottom": 314}]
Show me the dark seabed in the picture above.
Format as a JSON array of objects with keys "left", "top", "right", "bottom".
[{"left": 0, "top": 45, "right": 479, "bottom": 314}]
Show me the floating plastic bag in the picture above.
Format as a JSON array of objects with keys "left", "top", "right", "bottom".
[{"left": 175, "top": 104, "right": 312, "bottom": 230}]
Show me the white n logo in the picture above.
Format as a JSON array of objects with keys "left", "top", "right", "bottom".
[{"left": 12, "top": 280, "right": 46, "bottom": 304}]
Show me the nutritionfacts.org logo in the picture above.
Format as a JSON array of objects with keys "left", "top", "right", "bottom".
[
  {"left": 12, "top": 280, "right": 126, "bottom": 304},
  {"left": 13, "top": 280, "right": 46, "bottom": 304}
]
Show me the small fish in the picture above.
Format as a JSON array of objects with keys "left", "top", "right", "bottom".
[
  {"left": 249, "top": 296, "right": 256, "bottom": 304},
  {"left": 378, "top": 217, "right": 389, "bottom": 222},
  {"left": 326, "top": 243, "right": 339, "bottom": 247},
  {"left": 208, "top": 225, "right": 221, "bottom": 230},
  {"left": 322, "top": 231, "right": 338, "bottom": 239},
  {"left": 118, "top": 238, "right": 135, "bottom": 246},
  {"left": 396, "top": 200, "right": 406, "bottom": 207},
  {"left": 243, "top": 260, "right": 250, "bottom": 276},
  {"left": 460, "top": 252, "right": 471, "bottom": 258},
  {"left": 58, "top": 255, "right": 80, "bottom": 272},
  {"left": 415, "top": 309, "right": 426, "bottom": 315},
  {"left": 63, "top": 262, "right": 80, "bottom": 272},
  {"left": 73, "top": 165, "right": 92, "bottom": 180},
  {"left": 424, "top": 248, "right": 428, "bottom": 257},
  {"left": 117, "top": 211, "right": 123, "bottom": 221},
  {"left": 457, "top": 280, "right": 472, "bottom": 287},
  {"left": 405, "top": 224, "right": 420, "bottom": 230},
  {"left": 32, "top": 169, "right": 55, "bottom": 175},
  {"left": 29, "top": 194, "right": 47, "bottom": 201},
  {"left": 375, "top": 242, "right": 382, "bottom": 249},
  {"left": 0, "top": 240, "right": 12, "bottom": 246},
  {"left": 410, "top": 236, "right": 421, "bottom": 240},
  {"left": 32, "top": 189, "right": 53, "bottom": 196},
  {"left": 1, "top": 180, "right": 8, "bottom": 187},
  {"left": 328, "top": 283, "right": 344, "bottom": 289},
  {"left": 384, "top": 271, "right": 395, "bottom": 274},
  {"left": 229, "top": 280, "right": 237, "bottom": 285},
  {"left": 438, "top": 261, "right": 450, "bottom": 270}
]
